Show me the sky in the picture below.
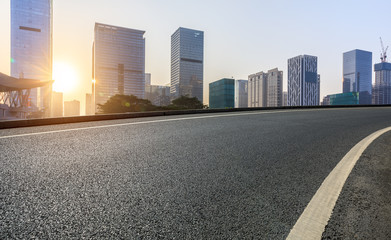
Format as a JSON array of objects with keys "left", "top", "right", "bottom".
[{"left": 1, "top": 0, "right": 391, "bottom": 113}]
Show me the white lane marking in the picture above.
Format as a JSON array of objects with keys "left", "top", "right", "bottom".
[
  {"left": 0, "top": 109, "right": 320, "bottom": 140},
  {"left": 287, "top": 126, "right": 391, "bottom": 240}
]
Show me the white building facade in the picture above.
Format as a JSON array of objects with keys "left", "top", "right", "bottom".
[{"left": 248, "top": 68, "right": 283, "bottom": 107}]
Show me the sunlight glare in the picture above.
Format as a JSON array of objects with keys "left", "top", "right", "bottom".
[{"left": 53, "top": 62, "right": 78, "bottom": 93}]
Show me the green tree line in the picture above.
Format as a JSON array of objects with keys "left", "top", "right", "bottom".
[{"left": 97, "top": 94, "right": 207, "bottom": 114}]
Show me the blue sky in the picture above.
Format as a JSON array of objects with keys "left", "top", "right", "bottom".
[{"left": 1, "top": 0, "right": 391, "bottom": 106}]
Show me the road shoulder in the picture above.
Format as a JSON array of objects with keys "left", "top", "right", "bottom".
[{"left": 322, "top": 131, "right": 391, "bottom": 239}]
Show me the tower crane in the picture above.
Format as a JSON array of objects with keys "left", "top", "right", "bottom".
[{"left": 380, "top": 37, "right": 389, "bottom": 62}]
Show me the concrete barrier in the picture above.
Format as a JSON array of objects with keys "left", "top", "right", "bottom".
[{"left": 0, "top": 105, "right": 391, "bottom": 129}]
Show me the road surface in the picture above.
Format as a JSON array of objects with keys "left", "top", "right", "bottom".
[{"left": 1, "top": 107, "right": 391, "bottom": 239}]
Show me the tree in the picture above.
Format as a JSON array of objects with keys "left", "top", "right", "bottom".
[
  {"left": 168, "top": 95, "right": 206, "bottom": 110},
  {"left": 97, "top": 94, "right": 156, "bottom": 114}
]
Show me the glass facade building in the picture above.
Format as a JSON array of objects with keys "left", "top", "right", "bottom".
[
  {"left": 329, "top": 92, "right": 359, "bottom": 105},
  {"left": 170, "top": 27, "right": 204, "bottom": 102},
  {"left": 343, "top": 49, "right": 372, "bottom": 104},
  {"left": 209, "top": 78, "right": 235, "bottom": 109},
  {"left": 373, "top": 62, "right": 391, "bottom": 105},
  {"left": 288, "top": 55, "right": 320, "bottom": 106},
  {"left": 93, "top": 23, "right": 145, "bottom": 112},
  {"left": 11, "top": 0, "right": 53, "bottom": 113},
  {"left": 234, "top": 80, "right": 248, "bottom": 108}
]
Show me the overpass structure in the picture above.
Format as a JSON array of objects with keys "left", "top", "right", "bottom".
[{"left": 0, "top": 72, "right": 53, "bottom": 119}]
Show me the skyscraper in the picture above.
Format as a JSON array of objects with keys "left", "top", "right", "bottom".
[
  {"left": 248, "top": 68, "right": 283, "bottom": 107},
  {"left": 170, "top": 27, "right": 204, "bottom": 102},
  {"left": 248, "top": 71, "right": 267, "bottom": 107},
  {"left": 373, "top": 62, "right": 391, "bottom": 105},
  {"left": 343, "top": 49, "right": 372, "bottom": 103},
  {"left": 235, "top": 80, "right": 248, "bottom": 108},
  {"left": 93, "top": 23, "right": 145, "bottom": 112},
  {"left": 266, "top": 68, "right": 283, "bottom": 107},
  {"left": 288, "top": 55, "right": 320, "bottom": 106},
  {"left": 11, "top": 0, "right": 53, "bottom": 114}
]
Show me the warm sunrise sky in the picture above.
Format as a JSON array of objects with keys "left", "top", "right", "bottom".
[{"left": 1, "top": 0, "right": 391, "bottom": 112}]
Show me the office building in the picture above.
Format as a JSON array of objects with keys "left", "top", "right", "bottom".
[
  {"left": 64, "top": 100, "right": 80, "bottom": 116},
  {"left": 373, "top": 62, "right": 391, "bottom": 105},
  {"left": 51, "top": 91, "right": 63, "bottom": 117},
  {"left": 329, "top": 92, "right": 359, "bottom": 105},
  {"left": 288, "top": 55, "right": 320, "bottom": 106},
  {"left": 93, "top": 23, "right": 145, "bottom": 112},
  {"left": 248, "top": 68, "right": 283, "bottom": 107},
  {"left": 343, "top": 49, "right": 372, "bottom": 104},
  {"left": 86, "top": 93, "right": 93, "bottom": 115},
  {"left": 235, "top": 80, "right": 248, "bottom": 108},
  {"left": 323, "top": 92, "right": 371, "bottom": 105},
  {"left": 11, "top": 0, "right": 53, "bottom": 115},
  {"left": 145, "top": 84, "right": 171, "bottom": 106},
  {"left": 209, "top": 78, "right": 235, "bottom": 109},
  {"left": 170, "top": 27, "right": 204, "bottom": 102}
]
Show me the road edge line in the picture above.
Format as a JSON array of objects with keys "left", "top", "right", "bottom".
[{"left": 286, "top": 126, "right": 391, "bottom": 240}]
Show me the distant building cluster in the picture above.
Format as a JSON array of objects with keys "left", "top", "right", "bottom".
[
  {"left": 322, "top": 48, "right": 391, "bottom": 106},
  {"left": 1, "top": 0, "right": 391, "bottom": 120}
]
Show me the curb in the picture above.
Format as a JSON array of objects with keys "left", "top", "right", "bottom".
[{"left": 1, "top": 105, "right": 391, "bottom": 130}]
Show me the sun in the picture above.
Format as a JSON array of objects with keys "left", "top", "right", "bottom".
[{"left": 52, "top": 62, "right": 78, "bottom": 93}]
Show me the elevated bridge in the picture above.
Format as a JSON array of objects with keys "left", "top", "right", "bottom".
[{"left": 0, "top": 72, "right": 53, "bottom": 119}]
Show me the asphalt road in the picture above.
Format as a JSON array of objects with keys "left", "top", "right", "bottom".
[{"left": 1, "top": 107, "right": 391, "bottom": 239}]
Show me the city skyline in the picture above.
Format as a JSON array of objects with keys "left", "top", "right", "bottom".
[{"left": 1, "top": 1, "right": 391, "bottom": 112}]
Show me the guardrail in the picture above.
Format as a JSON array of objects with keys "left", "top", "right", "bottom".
[{"left": 0, "top": 104, "right": 391, "bottom": 129}]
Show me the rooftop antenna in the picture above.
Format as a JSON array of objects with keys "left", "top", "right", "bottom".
[{"left": 380, "top": 37, "right": 389, "bottom": 62}]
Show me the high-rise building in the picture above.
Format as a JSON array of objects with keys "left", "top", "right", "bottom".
[
  {"left": 248, "top": 68, "right": 283, "bottom": 107},
  {"left": 86, "top": 93, "right": 93, "bottom": 115},
  {"left": 93, "top": 23, "right": 145, "bottom": 112},
  {"left": 11, "top": 0, "right": 53, "bottom": 115},
  {"left": 170, "top": 27, "right": 204, "bottom": 102},
  {"left": 248, "top": 71, "right": 267, "bottom": 107},
  {"left": 51, "top": 91, "right": 63, "bottom": 117},
  {"left": 64, "top": 100, "right": 80, "bottom": 117},
  {"left": 266, "top": 68, "right": 283, "bottom": 107},
  {"left": 235, "top": 80, "right": 248, "bottom": 108},
  {"left": 288, "top": 55, "right": 320, "bottom": 106},
  {"left": 209, "top": 78, "right": 235, "bottom": 109},
  {"left": 343, "top": 49, "right": 372, "bottom": 104},
  {"left": 373, "top": 62, "right": 391, "bottom": 105}
]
